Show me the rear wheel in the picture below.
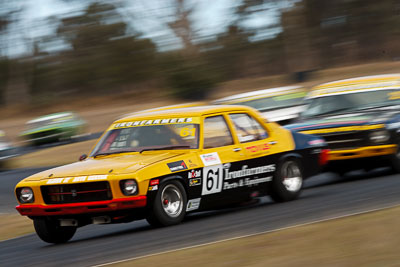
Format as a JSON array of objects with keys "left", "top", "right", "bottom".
[
  {"left": 33, "top": 218, "right": 76, "bottom": 244},
  {"left": 270, "top": 159, "right": 303, "bottom": 202},
  {"left": 146, "top": 181, "right": 187, "bottom": 227}
]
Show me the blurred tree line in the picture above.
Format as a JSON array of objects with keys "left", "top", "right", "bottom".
[{"left": 1, "top": 0, "right": 400, "bottom": 106}]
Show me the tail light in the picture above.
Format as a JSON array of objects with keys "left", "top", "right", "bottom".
[{"left": 319, "top": 149, "right": 330, "bottom": 166}]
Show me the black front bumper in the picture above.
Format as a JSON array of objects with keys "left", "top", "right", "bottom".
[{"left": 324, "top": 154, "right": 393, "bottom": 173}]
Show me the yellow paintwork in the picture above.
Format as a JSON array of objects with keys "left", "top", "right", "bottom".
[
  {"left": 299, "top": 124, "right": 385, "bottom": 135},
  {"left": 328, "top": 144, "right": 397, "bottom": 160},
  {"left": 388, "top": 91, "right": 400, "bottom": 100},
  {"left": 15, "top": 105, "right": 295, "bottom": 207},
  {"left": 309, "top": 74, "right": 400, "bottom": 98}
]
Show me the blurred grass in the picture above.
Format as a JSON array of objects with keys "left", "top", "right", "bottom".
[
  {"left": 10, "top": 139, "right": 97, "bottom": 169},
  {"left": 0, "top": 213, "right": 33, "bottom": 241},
  {"left": 113, "top": 206, "right": 400, "bottom": 267},
  {"left": 215, "top": 61, "right": 400, "bottom": 98},
  {"left": 3, "top": 61, "right": 400, "bottom": 144}
]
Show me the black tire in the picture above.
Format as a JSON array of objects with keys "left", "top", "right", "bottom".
[
  {"left": 146, "top": 180, "right": 187, "bottom": 227},
  {"left": 389, "top": 148, "right": 400, "bottom": 173},
  {"left": 33, "top": 218, "right": 76, "bottom": 244},
  {"left": 270, "top": 158, "right": 303, "bottom": 202}
]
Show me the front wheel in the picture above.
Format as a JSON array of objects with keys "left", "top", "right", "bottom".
[
  {"left": 389, "top": 146, "right": 400, "bottom": 173},
  {"left": 146, "top": 181, "right": 187, "bottom": 227},
  {"left": 33, "top": 218, "right": 76, "bottom": 244},
  {"left": 270, "top": 159, "right": 303, "bottom": 202}
]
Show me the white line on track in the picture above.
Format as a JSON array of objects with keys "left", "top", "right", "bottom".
[{"left": 92, "top": 202, "right": 400, "bottom": 267}]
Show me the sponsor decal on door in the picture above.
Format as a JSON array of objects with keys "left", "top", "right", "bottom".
[{"left": 200, "top": 152, "right": 221, "bottom": 166}]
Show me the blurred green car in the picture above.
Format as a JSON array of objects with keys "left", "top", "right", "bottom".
[
  {"left": 20, "top": 112, "right": 86, "bottom": 146},
  {"left": 0, "top": 130, "right": 18, "bottom": 162}
]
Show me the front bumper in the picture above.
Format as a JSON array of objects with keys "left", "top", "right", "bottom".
[
  {"left": 328, "top": 144, "right": 397, "bottom": 161},
  {"left": 16, "top": 196, "right": 147, "bottom": 216},
  {"left": 22, "top": 131, "right": 66, "bottom": 144}
]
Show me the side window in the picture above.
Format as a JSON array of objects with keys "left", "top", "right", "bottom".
[
  {"left": 229, "top": 113, "right": 268, "bottom": 143},
  {"left": 203, "top": 116, "right": 234, "bottom": 149}
]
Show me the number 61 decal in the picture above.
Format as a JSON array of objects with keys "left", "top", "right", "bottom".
[{"left": 202, "top": 165, "right": 223, "bottom": 195}]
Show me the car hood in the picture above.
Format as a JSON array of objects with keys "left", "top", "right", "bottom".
[
  {"left": 0, "top": 141, "right": 11, "bottom": 151},
  {"left": 285, "top": 108, "right": 400, "bottom": 132},
  {"left": 24, "top": 151, "right": 186, "bottom": 181},
  {"left": 261, "top": 105, "right": 306, "bottom": 123}
]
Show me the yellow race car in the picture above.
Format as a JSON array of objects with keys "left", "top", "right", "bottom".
[
  {"left": 286, "top": 74, "right": 400, "bottom": 175},
  {"left": 15, "top": 105, "right": 328, "bottom": 243}
]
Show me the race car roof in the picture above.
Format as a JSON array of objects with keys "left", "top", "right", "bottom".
[
  {"left": 213, "top": 85, "right": 304, "bottom": 104},
  {"left": 116, "top": 105, "right": 255, "bottom": 123},
  {"left": 120, "top": 102, "right": 206, "bottom": 120},
  {"left": 308, "top": 74, "right": 400, "bottom": 99},
  {"left": 27, "top": 111, "right": 76, "bottom": 124}
]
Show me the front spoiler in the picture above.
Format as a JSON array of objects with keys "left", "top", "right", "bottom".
[
  {"left": 328, "top": 144, "right": 397, "bottom": 161},
  {"left": 16, "top": 196, "right": 147, "bottom": 216}
]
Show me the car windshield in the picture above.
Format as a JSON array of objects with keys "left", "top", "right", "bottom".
[
  {"left": 91, "top": 122, "right": 199, "bottom": 156},
  {"left": 230, "top": 91, "right": 306, "bottom": 111},
  {"left": 301, "top": 89, "right": 400, "bottom": 118}
]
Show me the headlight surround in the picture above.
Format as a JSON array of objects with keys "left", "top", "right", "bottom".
[
  {"left": 16, "top": 187, "right": 34, "bottom": 203},
  {"left": 369, "top": 130, "right": 390, "bottom": 144},
  {"left": 120, "top": 179, "right": 138, "bottom": 196}
]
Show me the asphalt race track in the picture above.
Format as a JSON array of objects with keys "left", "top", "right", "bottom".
[
  {"left": 13, "top": 131, "right": 103, "bottom": 158},
  {"left": 0, "top": 167, "right": 50, "bottom": 213},
  {"left": 1, "top": 168, "right": 400, "bottom": 267}
]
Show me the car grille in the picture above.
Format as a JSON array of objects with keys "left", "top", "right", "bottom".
[
  {"left": 41, "top": 182, "right": 112, "bottom": 204},
  {"left": 317, "top": 131, "right": 369, "bottom": 150}
]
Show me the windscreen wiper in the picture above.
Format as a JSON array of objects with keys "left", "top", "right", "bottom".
[
  {"left": 139, "top": 145, "right": 191, "bottom": 153},
  {"left": 93, "top": 150, "right": 139, "bottom": 158}
]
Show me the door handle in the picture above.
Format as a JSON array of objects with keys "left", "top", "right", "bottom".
[
  {"left": 268, "top": 141, "right": 277, "bottom": 145},
  {"left": 233, "top": 147, "right": 242, "bottom": 152}
]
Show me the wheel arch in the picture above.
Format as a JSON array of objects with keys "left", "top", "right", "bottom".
[
  {"left": 159, "top": 175, "right": 186, "bottom": 186},
  {"left": 146, "top": 174, "right": 187, "bottom": 209},
  {"left": 278, "top": 152, "right": 303, "bottom": 163}
]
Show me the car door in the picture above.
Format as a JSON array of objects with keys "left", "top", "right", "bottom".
[
  {"left": 225, "top": 112, "right": 279, "bottom": 193},
  {"left": 198, "top": 114, "right": 248, "bottom": 207}
]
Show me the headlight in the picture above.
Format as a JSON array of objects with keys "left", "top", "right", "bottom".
[
  {"left": 16, "top": 187, "right": 34, "bottom": 203},
  {"left": 120, "top": 179, "right": 138, "bottom": 196},
  {"left": 369, "top": 130, "right": 390, "bottom": 143},
  {"left": 387, "top": 122, "right": 400, "bottom": 130}
]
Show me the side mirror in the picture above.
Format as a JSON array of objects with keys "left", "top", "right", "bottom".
[{"left": 79, "top": 154, "right": 88, "bottom": 161}]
